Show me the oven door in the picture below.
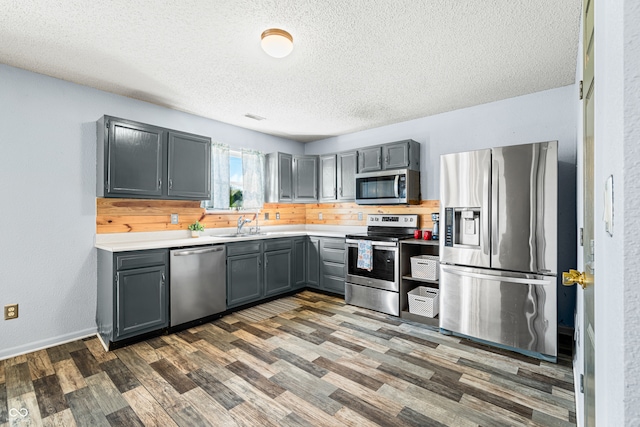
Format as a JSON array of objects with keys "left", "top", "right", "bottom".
[{"left": 346, "top": 239, "right": 399, "bottom": 291}]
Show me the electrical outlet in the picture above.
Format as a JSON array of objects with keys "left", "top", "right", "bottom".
[
  {"left": 4, "top": 304, "right": 18, "bottom": 320},
  {"left": 276, "top": 212, "right": 280, "bottom": 220},
  {"left": 170, "top": 213, "right": 179, "bottom": 224},
  {"left": 358, "top": 212, "right": 363, "bottom": 221},
  {"left": 318, "top": 212, "right": 323, "bottom": 220},
  {"left": 264, "top": 213, "right": 269, "bottom": 220}
]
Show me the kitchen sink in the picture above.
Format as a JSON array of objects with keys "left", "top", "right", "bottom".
[{"left": 214, "top": 232, "right": 270, "bottom": 238}]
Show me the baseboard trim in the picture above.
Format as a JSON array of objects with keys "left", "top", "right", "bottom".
[{"left": 0, "top": 327, "right": 97, "bottom": 361}]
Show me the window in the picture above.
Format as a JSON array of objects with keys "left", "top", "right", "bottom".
[
  {"left": 202, "top": 143, "right": 264, "bottom": 211},
  {"left": 229, "top": 151, "right": 243, "bottom": 208}
]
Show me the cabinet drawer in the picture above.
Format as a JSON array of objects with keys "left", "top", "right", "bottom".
[
  {"left": 322, "top": 275, "right": 345, "bottom": 294},
  {"left": 226, "top": 241, "right": 262, "bottom": 256},
  {"left": 264, "top": 238, "right": 292, "bottom": 252},
  {"left": 116, "top": 250, "right": 167, "bottom": 271},
  {"left": 322, "top": 238, "right": 345, "bottom": 250},
  {"left": 323, "top": 261, "right": 345, "bottom": 277},
  {"left": 322, "top": 248, "right": 345, "bottom": 264}
]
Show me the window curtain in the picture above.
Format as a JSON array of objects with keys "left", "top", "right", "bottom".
[
  {"left": 201, "top": 142, "right": 229, "bottom": 209},
  {"left": 242, "top": 149, "right": 265, "bottom": 209}
]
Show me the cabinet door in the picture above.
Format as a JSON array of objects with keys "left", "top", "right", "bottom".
[
  {"left": 278, "top": 153, "right": 293, "bottom": 202},
  {"left": 357, "top": 147, "right": 382, "bottom": 173},
  {"left": 167, "top": 131, "right": 211, "bottom": 200},
  {"left": 319, "top": 155, "right": 337, "bottom": 201},
  {"left": 292, "top": 237, "right": 306, "bottom": 288},
  {"left": 107, "top": 119, "right": 165, "bottom": 197},
  {"left": 115, "top": 265, "right": 167, "bottom": 340},
  {"left": 337, "top": 151, "right": 357, "bottom": 201},
  {"left": 293, "top": 156, "right": 318, "bottom": 202},
  {"left": 306, "top": 237, "right": 320, "bottom": 288},
  {"left": 264, "top": 249, "right": 292, "bottom": 297},
  {"left": 227, "top": 253, "right": 262, "bottom": 307},
  {"left": 384, "top": 142, "right": 410, "bottom": 169}
]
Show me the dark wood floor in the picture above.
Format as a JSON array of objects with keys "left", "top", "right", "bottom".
[{"left": 0, "top": 291, "right": 575, "bottom": 427}]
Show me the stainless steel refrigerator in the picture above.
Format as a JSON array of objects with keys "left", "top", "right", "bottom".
[{"left": 439, "top": 141, "right": 557, "bottom": 359}]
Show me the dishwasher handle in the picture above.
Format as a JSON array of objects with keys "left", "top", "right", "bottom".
[{"left": 172, "top": 246, "right": 224, "bottom": 256}]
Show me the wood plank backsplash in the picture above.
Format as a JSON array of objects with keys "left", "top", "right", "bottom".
[{"left": 96, "top": 198, "right": 440, "bottom": 233}]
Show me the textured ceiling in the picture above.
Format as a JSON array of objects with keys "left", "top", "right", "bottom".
[{"left": 0, "top": 1, "right": 581, "bottom": 142}]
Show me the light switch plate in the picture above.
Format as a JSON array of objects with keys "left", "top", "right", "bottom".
[
  {"left": 318, "top": 213, "right": 323, "bottom": 220},
  {"left": 276, "top": 212, "right": 280, "bottom": 220},
  {"left": 171, "top": 213, "right": 179, "bottom": 224},
  {"left": 358, "top": 212, "right": 363, "bottom": 221}
]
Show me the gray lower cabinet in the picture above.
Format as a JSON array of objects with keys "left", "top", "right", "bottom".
[
  {"left": 292, "top": 237, "right": 307, "bottom": 288},
  {"left": 306, "top": 236, "right": 345, "bottom": 295},
  {"left": 226, "top": 239, "right": 293, "bottom": 308},
  {"left": 306, "top": 236, "right": 320, "bottom": 289},
  {"left": 97, "top": 116, "right": 211, "bottom": 200},
  {"left": 320, "top": 237, "right": 346, "bottom": 295},
  {"left": 97, "top": 249, "right": 169, "bottom": 347}
]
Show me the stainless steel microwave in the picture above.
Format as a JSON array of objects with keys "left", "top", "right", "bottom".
[{"left": 355, "top": 169, "right": 420, "bottom": 205}]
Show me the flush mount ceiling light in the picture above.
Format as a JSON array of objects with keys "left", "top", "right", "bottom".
[{"left": 261, "top": 28, "right": 293, "bottom": 58}]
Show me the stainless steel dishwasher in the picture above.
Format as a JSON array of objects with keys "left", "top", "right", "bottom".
[{"left": 170, "top": 245, "right": 226, "bottom": 327}]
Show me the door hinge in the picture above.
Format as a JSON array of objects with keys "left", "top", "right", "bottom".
[
  {"left": 105, "top": 121, "right": 110, "bottom": 130},
  {"left": 580, "top": 373, "right": 584, "bottom": 393},
  {"left": 580, "top": 227, "right": 584, "bottom": 246},
  {"left": 579, "top": 80, "right": 583, "bottom": 100}
]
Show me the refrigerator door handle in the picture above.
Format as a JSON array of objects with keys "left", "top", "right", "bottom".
[
  {"left": 441, "top": 266, "right": 553, "bottom": 286},
  {"left": 491, "top": 158, "right": 499, "bottom": 256}
]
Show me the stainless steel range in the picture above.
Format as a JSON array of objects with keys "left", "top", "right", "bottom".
[{"left": 345, "top": 214, "right": 418, "bottom": 316}]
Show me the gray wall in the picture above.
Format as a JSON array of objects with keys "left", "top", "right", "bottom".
[
  {"left": 306, "top": 85, "right": 578, "bottom": 329},
  {"left": 0, "top": 64, "right": 304, "bottom": 359}
]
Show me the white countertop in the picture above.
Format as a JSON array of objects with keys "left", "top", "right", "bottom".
[{"left": 95, "top": 225, "right": 363, "bottom": 252}]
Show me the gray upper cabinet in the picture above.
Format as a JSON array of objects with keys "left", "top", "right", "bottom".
[
  {"left": 319, "top": 154, "right": 337, "bottom": 202},
  {"left": 358, "top": 146, "right": 383, "bottom": 173},
  {"left": 101, "top": 118, "right": 165, "bottom": 197},
  {"left": 265, "top": 152, "right": 293, "bottom": 203},
  {"left": 293, "top": 155, "right": 318, "bottom": 202},
  {"left": 167, "top": 131, "right": 211, "bottom": 199},
  {"left": 337, "top": 151, "right": 357, "bottom": 201},
  {"left": 357, "top": 140, "right": 420, "bottom": 172},
  {"left": 97, "top": 116, "right": 211, "bottom": 200}
]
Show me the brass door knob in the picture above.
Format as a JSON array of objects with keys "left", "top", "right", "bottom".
[{"left": 562, "top": 269, "right": 587, "bottom": 289}]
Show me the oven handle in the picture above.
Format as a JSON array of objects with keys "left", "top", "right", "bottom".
[{"left": 346, "top": 239, "right": 398, "bottom": 249}]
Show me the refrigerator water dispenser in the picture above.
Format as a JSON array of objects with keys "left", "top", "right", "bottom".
[{"left": 444, "top": 207, "right": 481, "bottom": 247}]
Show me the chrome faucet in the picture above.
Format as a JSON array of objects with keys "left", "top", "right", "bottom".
[
  {"left": 237, "top": 215, "right": 251, "bottom": 234},
  {"left": 250, "top": 212, "right": 260, "bottom": 234}
]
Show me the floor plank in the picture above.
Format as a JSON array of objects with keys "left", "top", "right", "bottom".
[{"left": 0, "top": 291, "right": 575, "bottom": 427}]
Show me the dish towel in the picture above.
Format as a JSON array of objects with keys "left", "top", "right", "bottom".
[{"left": 357, "top": 240, "right": 373, "bottom": 271}]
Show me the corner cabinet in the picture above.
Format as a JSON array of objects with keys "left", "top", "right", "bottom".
[
  {"left": 97, "top": 116, "right": 211, "bottom": 200},
  {"left": 320, "top": 151, "right": 357, "bottom": 202},
  {"left": 97, "top": 249, "right": 169, "bottom": 348},
  {"left": 399, "top": 239, "right": 439, "bottom": 328}
]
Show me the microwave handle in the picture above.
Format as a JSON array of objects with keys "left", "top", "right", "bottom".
[{"left": 394, "top": 174, "right": 400, "bottom": 198}]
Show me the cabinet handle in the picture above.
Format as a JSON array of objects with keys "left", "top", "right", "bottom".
[
  {"left": 158, "top": 179, "right": 162, "bottom": 190},
  {"left": 161, "top": 273, "right": 165, "bottom": 282},
  {"left": 340, "top": 187, "right": 343, "bottom": 197},
  {"left": 377, "top": 157, "right": 381, "bottom": 167},
  {"left": 168, "top": 179, "right": 173, "bottom": 190}
]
